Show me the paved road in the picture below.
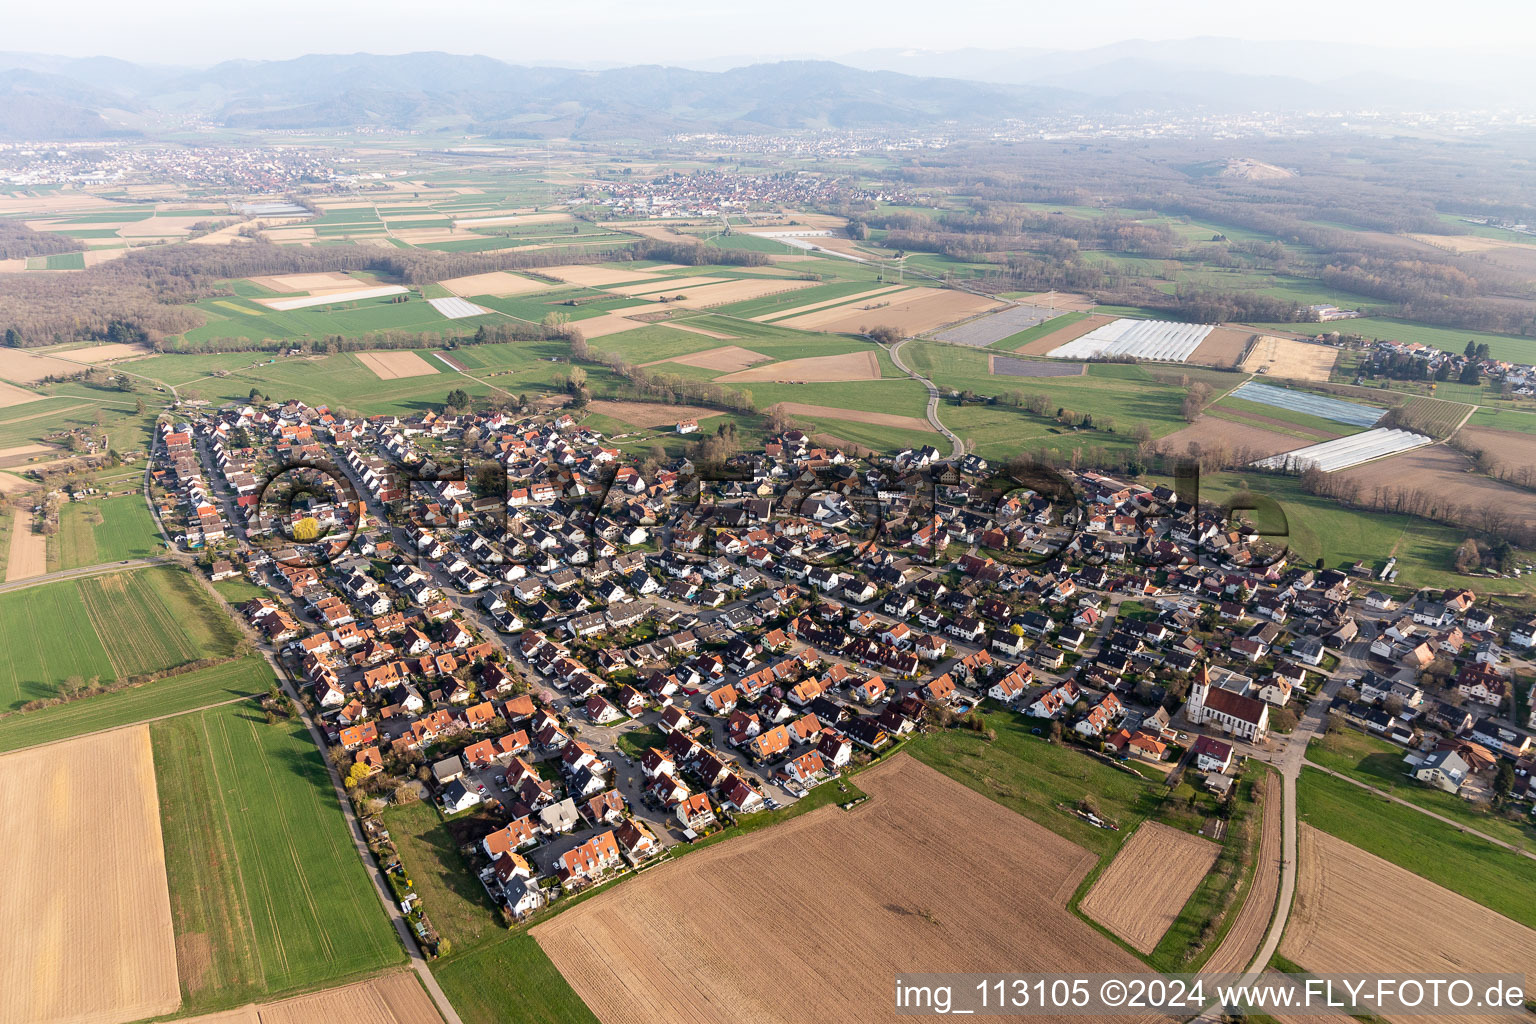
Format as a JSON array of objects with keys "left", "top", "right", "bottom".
[
  {"left": 888, "top": 338, "right": 963, "bottom": 459},
  {"left": 0, "top": 556, "right": 165, "bottom": 594}
]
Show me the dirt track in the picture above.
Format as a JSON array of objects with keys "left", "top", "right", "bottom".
[
  {"left": 1202, "top": 772, "right": 1281, "bottom": 974},
  {"left": 1080, "top": 821, "right": 1219, "bottom": 953},
  {"left": 535, "top": 755, "right": 1155, "bottom": 1024},
  {"left": 0, "top": 726, "right": 180, "bottom": 1024}
]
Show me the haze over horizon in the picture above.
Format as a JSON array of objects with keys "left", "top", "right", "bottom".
[{"left": 4, "top": 0, "right": 1531, "bottom": 68}]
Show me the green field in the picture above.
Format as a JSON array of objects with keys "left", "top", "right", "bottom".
[
  {"left": 1297, "top": 767, "right": 1536, "bottom": 929},
  {"left": 433, "top": 933, "right": 599, "bottom": 1024},
  {"left": 152, "top": 700, "right": 405, "bottom": 1012},
  {"left": 1252, "top": 317, "right": 1536, "bottom": 365},
  {"left": 1307, "top": 729, "right": 1536, "bottom": 849},
  {"left": 0, "top": 564, "right": 239, "bottom": 709},
  {"left": 56, "top": 492, "right": 164, "bottom": 567},
  {"left": 0, "top": 655, "right": 274, "bottom": 754}
]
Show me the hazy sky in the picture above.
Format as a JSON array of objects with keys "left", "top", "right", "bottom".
[{"left": 7, "top": 0, "right": 1531, "bottom": 65}]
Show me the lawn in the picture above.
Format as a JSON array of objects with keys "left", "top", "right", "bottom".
[
  {"left": 0, "top": 655, "right": 274, "bottom": 754},
  {"left": 1306, "top": 728, "right": 1536, "bottom": 850},
  {"left": 0, "top": 562, "right": 241, "bottom": 710},
  {"left": 383, "top": 799, "right": 503, "bottom": 953},
  {"left": 56, "top": 492, "right": 164, "bottom": 567},
  {"left": 152, "top": 699, "right": 405, "bottom": 1013},
  {"left": 1297, "top": 766, "right": 1536, "bottom": 929}
]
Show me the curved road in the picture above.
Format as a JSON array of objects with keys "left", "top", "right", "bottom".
[{"left": 887, "top": 338, "right": 963, "bottom": 459}]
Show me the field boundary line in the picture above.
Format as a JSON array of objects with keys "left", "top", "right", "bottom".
[
  {"left": 202, "top": 707, "right": 273, "bottom": 990},
  {"left": 243, "top": 709, "right": 337, "bottom": 960}
]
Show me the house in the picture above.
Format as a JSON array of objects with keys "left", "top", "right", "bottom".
[
  {"left": 440, "top": 780, "right": 480, "bottom": 814},
  {"left": 675, "top": 792, "right": 717, "bottom": 832},
  {"left": 431, "top": 755, "right": 465, "bottom": 786},
  {"left": 555, "top": 830, "right": 622, "bottom": 888},
  {"left": 615, "top": 818, "right": 659, "bottom": 862},
  {"left": 785, "top": 750, "right": 827, "bottom": 786},
  {"left": 1412, "top": 748, "right": 1470, "bottom": 793},
  {"left": 1192, "top": 735, "right": 1234, "bottom": 773}
]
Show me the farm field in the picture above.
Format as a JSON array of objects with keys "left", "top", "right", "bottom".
[
  {"left": 1187, "top": 326, "right": 1254, "bottom": 368},
  {"left": 1253, "top": 427, "right": 1432, "bottom": 472},
  {"left": 1226, "top": 381, "right": 1385, "bottom": 428},
  {"left": 1079, "top": 822, "right": 1220, "bottom": 954},
  {"left": 0, "top": 379, "right": 46, "bottom": 407},
  {"left": 1456, "top": 426, "right": 1536, "bottom": 478},
  {"left": 1048, "top": 318, "right": 1214, "bottom": 362},
  {"left": 0, "top": 655, "right": 274, "bottom": 755},
  {"left": 1331, "top": 445, "right": 1536, "bottom": 532},
  {"left": 1396, "top": 394, "right": 1474, "bottom": 436},
  {"left": 988, "top": 356, "right": 1086, "bottom": 377},
  {"left": 1280, "top": 826, "right": 1536, "bottom": 1024},
  {"left": 931, "top": 302, "right": 1060, "bottom": 346},
  {"left": 56, "top": 492, "right": 165, "bottom": 567},
  {"left": 1297, "top": 767, "right": 1536, "bottom": 929},
  {"left": 1015, "top": 313, "right": 1115, "bottom": 355},
  {"left": 0, "top": 725, "right": 180, "bottom": 1024},
  {"left": 0, "top": 564, "right": 238, "bottom": 709},
  {"left": 715, "top": 350, "right": 880, "bottom": 383},
  {"left": 357, "top": 351, "right": 441, "bottom": 380},
  {"left": 5, "top": 513, "right": 45, "bottom": 580},
  {"left": 172, "top": 972, "right": 444, "bottom": 1024},
  {"left": 152, "top": 700, "right": 405, "bottom": 1012},
  {"left": 1158, "top": 418, "right": 1311, "bottom": 460},
  {"left": 534, "top": 755, "right": 1152, "bottom": 1024},
  {"left": 433, "top": 933, "right": 599, "bottom": 1024},
  {"left": 639, "top": 344, "right": 767, "bottom": 372},
  {"left": 1307, "top": 729, "right": 1536, "bottom": 850},
  {"left": 1237, "top": 335, "right": 1339, "bottom": 381}
]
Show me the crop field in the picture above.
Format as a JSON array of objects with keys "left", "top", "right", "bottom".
[
  {"left": 1253, "top": 427, "right": 1432, "bottom": 472},
  {"left": 1280, "top": 827, "right": 1536, "bottom": 1024},
  {"left": 1187, "top": 327, "right": 1255, "bottom": 368},
  {"left": 152, "top": 700, "right": 404, "bottom": 1012},
  {"left": 715, "top": 350, "right": 880, "bottom": 383},
  {"left": 1226, "top": 381, "right": 1384, "bottom": 427},
  {"left": 1298, "top": 767, "right": 1536, "bottom": 928},
  {"left": 777, "top": 285, "right": 1001, "bottom": 335},
  {"left": 1238, "top": 335, "right": 1339, "bottom": 381},
  {"left": 1014, "top": 313, "right": 1116, "bottom": 355},
  {"left": 0, "top": 346, "right": 87, "bottom": 383},
  {"left": 175, "top": 972, "right": 444, "bottom": 1024},
  {"left": 720, "top": 281, "right": 891, "bottom": 320},
  {"left": 1204, "top": 396, "right": 1347, "bottom": 442},
  {"left": 1397, "top": 395, "right": 1474, "bottom": 436},
  {"left": 1158, "top": 418, "right": 1312, "bottom": 460},
  {"left": 1047, "top": 318, "right": 1215, "bottom": 362},
  {"left": 0, "top": 725, "right": 180, "bottom": 1024},
  {"left": 1079, "top": 822, "right": 1220, "bottom": 953},
  {"left": 640, "top": 344, "right": 768, "bottom": 372},
  {"left": 1457, "top": 426, "right": 1536, "bottom": 476},
  {"left": 57, "top": 492, "right": 164, "bottom": 567},
  {"left": 932, "top": 302, "right": 1060, "bottom": 346},
  {"left": 0, "top": 656, "right": 274, "bottom": 755},
  {"left": 989, "top": 356, "right": 1086, "bottom": 377},
  {"left": 1333, "top": 445, "right": 1536, "bottom": 532},
  {"left": 535, "top": 755, "right": 1151, "bottom": 1024},
  {"left": 357, "top": 351, "right": 441, "bottom": 380}
]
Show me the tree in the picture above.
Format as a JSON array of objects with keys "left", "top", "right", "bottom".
[
  {"left": 1494, "top": 760, "right": 1516, "bottom": 800},
  {"left": 445, "top": 388, "right": 470, "bottom": 410}
]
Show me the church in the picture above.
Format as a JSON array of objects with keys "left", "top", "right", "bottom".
[{"left": 1185, "top": 664, "right": 1269, "bottom": 742}]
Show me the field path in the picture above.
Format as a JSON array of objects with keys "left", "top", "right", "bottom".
[
  {"left": 0, "top": 555, "right": 165, "bottom": 594},
  {"left": 888, "top": 337, "right": 962, "bottom": 458},
  {"left": 1301, "top": 761, "right": 1536, "bottom": 863}
]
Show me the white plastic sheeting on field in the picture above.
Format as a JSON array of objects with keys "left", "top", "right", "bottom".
[
  {"left": 427, "top": 296, "right": 491, "bottom": 320},
  {"left": 1228, "top": 381, "right": 1385, "bottom": 428},
  {"left": 1046, "top": 318, "right": 1213, "bottom": 362},
  {"left": 1252, "top": 428, "right": 1433, "bottom": 472}
]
